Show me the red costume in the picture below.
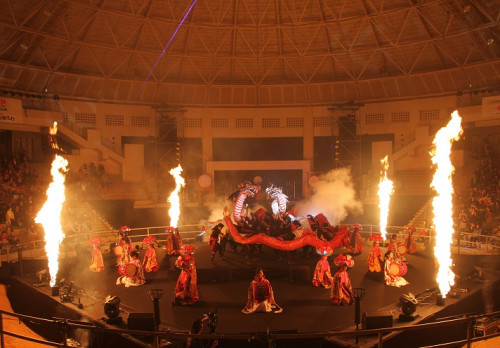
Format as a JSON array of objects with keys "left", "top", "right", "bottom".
[
  {"left": 116, "top": 251, "right": 145, "bottom": 287},
  {"left": 142, "top": 236, "right": 159, "bottom": 273},
  {"left": 165, "top": 227, "right": 182, "bottom": 255},
  {"left": 173, "top": 245, "right": 199, "bottom": 305},
  {"left": 89, "top": 237, "right": 104, "bottom": 272},
  {"left": 330, "top": 254, "right": 354, "bottom": 305},
  {"left": 117, "top": 226, "right": 132, "bottom": 265},
  {"left": 312, "top": 246, "right": 333, "bottom": 288},
  {"left": 384, "top": 250, "right": 409, "bottom": 287},
  {"left": 348, "top": 224, "right": 364, "bottom": 254},
  {"left": 367, "top": 234, "right": 383, "bottom": 273},
  {"left": 404, "top": 226, "right": 417, "bottom": 254},
  {"left": 242, "top": 268, "right": 282, "bottom": 314}
]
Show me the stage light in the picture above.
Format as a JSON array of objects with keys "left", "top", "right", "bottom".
[
  {"left": 399, "top": 293, "right": 418, "bottom": 321},
  {"left": 104, "top": 295, "right": 121, "bottom": 323}
]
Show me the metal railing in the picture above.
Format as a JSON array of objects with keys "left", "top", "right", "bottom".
[
  {"left": 5, "top": 223, "right": 500, "bottom": 263},
  {"left": 0, "top": 309, "right": 498, "bottom": 348},
  {"left": 1, "top": 224, "right": 204, "bottom": 262}
]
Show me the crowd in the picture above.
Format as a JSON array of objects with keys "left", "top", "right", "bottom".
[
  {"left": 0, "top": 154, "right": 45, "bottom": 252},
  {"left": 66, "top": 162, "right": 109, "bottom": 197},
  {"left": 453, "top": 143, "right": 500, "bottom": 249}
]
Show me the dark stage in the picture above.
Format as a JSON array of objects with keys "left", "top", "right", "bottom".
[{"left": 7, "top": 240, "right": 500, "bottom": 347}]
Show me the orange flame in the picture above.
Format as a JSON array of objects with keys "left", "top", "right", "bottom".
[
  {"left": 168, "top": 164, "right": 185, "bottom": 228},
  {"left": 35, "top": 154, "right": 68, "bottom": 287},
  {"left": 430, "top": 110, "right": 463, "bottom": 297},
  {"left": 378, "top": 155, "right": 394, "bottom": 240}
]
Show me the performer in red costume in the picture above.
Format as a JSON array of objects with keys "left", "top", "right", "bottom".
[
  {"left": 165, "top": 227, "right": 182, "bottom": 255},
  {"left": 330, "top": 254, "right": 354, "bottom": 305},
  {"left": 367, "top": 234, "right": 384, "bottom": 273},
  {"left": 142, "top": 236, "right": 159, "bottom": 273},
  {"left": 347, "top": 224, "right": 364, "bottom": 254},
  {"left": 387, "top": 233, "right": 405, "bottom": 261},
  {"left": 242, "top": 268, "right": 282, "bottom": 314},
  {"left": 117, "top": 226, "right": 133, "bottom": 265},
  {"left": 173, "top": 245, "right": 199, "bottom": 306},
  {"left": 312, "top": 246, "right": 334, "bottom": 289},
  {"left": 89, "top": 237, "right": 104, "bottom": 272},
  {"left": 384, "top": 250, "right": 409, "bottom": 287},
  {"left": 116, "top": 250, "right": 145, "bottom": 287},
  {"left": 404, "top": 225, "right": 417, "bottom": 254}
]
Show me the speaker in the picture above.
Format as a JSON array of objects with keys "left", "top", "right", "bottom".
[
  {"left": 362, "top": 311, "right": 393, "bottom": 329},
  {"left": 127, "top": 313, "right": 155, "bottom": 331}
]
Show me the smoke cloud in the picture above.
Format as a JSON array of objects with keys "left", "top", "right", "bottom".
[{"left": 294, "top": 167, "right": 362, "bottom": 225}]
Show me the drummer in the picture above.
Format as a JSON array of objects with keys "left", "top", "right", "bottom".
[
  {"left": 387, "top": 234, "right": 406, "bottom": 262},
  {"left": 116, "top": 251, "right": 145, "bottom": 288},
  {"left": 117, "top": 226, "right": 133, "bottom": 265},
  {"left": 383, "top": 251, "right": 409, "bottom": 287}
]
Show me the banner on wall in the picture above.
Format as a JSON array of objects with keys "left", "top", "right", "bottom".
[
  {"left": 0, "top": 98, "right": 22, "bottom": 123},
  {"left": 482, "top": 96, "right": 500, "bottom": 119}
]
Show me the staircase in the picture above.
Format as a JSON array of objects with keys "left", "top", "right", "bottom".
[{"left": 394, "top": 170, "right": 433, "bottom": 196}]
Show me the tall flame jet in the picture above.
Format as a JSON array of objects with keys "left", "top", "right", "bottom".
[
  {"left": 35, "top": 122, "right": 68, "bottom": 287},
  {"left": 378, "top": 156, "right": 394, "bottom": 240},
  {"left": 430, "top": 110, "right": 463, "bottom": 297},
  {"left": 168, "top": 165, "right": 185, "bottom": 228}
]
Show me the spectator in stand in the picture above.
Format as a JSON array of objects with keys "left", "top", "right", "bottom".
[
  {"left": 5, "top": 207, "right": 15, "bottom": 227},
  {"left": 5, "top": 227, "right": 19, "bottom": 245}
]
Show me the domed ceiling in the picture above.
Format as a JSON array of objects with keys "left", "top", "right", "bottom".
[{"left": 0, "top": 0, "right": 499, "bottom": 106}]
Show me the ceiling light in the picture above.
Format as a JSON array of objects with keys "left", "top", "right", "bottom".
[{"left": 20, "top": 43, "right": 28, "bottom": 50}]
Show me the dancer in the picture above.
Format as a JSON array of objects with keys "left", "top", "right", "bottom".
[
  {"left": 312, "top": 246, "right": 334, "bottom": 288},
  {"left": 242, "top": 267, "right": 282, "bottom": 314},
  {"left": 173, "top": 245, "right": 199, "bottom": 305},
  {"left": 116, "top": 250, "right": 145, "bottom": 287},
  {"left": 348, "top": 224, "right": 364, "bottom": 254},
  {"left": 330, "top": 254, "right": 354, "bottom": 305},
  {"left": 404, "top": 225, "right": 417, "bottom": 254},
  {"left": 387, "top": 233, "right": 404, "bottom": 261},
  {"left": 117, "top": 226, "right": 132, "bottom": 265},
  {"left": 89, "top": 237, "right": 104, "bottom": 272},
  {"left": 142, "top": 236, "right": 159, "bottom": 273},
  {"left": 209, "top": 223, "right": 227, "bottom": 261},
  {"left": 384, "top": 250, "right": 409, "bottom": 287},
  {"left": 367, "top": 234, "right": 384, "bottom": 273},
  {"left": 165, "top": 227, "right": 182, "bottom": 255}
]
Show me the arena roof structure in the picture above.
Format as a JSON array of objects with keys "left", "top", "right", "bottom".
[{"left": 0, "top": 0, "right": 499, "bottom": 106}]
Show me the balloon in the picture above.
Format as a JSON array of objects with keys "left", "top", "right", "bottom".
[
  {"left": 309, "top": 175, "right": 319, "bottom": 186},
  {"left": 253, "top": 176, "right": 262, "bottom": 184},
  {"left": 198, "top": 174, "right": 212, "bottom": 189}
]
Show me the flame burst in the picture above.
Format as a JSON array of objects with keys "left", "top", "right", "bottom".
[
  {"left": 430, "top": 110, "right": 463, "bottom": 297},
  {"left": 168, "top": 164, "right": 185, "bottom": 228},
  {"left": 378, "top": 156, "right": 394, "bottom": 240},
  {"left": 35, "top": 154, "right": 68, "bottom": 287}
]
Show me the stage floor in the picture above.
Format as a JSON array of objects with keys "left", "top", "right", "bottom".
[{"left": 12, "top": 240, "right": 498, "bottom": 337}]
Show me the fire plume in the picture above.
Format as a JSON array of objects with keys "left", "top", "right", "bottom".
[
  {"left": 378, "top": 156, "right": 394, "bottom": 240},
  {"left": 430, "top": 110, "right": 463, "bottom": 297},
  {"left": 168, "top": 164, "right": 185, "bottom": 228},
  {"left": 35, "top": 154, "right": 68, "bottom": 287}
]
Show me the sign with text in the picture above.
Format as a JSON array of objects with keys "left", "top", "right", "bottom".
[{"left": 0, "top": 97, "right": 23, "bottom": 123}]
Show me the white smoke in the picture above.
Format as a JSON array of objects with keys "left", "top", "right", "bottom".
[
  {"left": 295, "top": 167, "right": 362, "bottom": 225},
  {"left": 200, "top": 197, "right": 233, "bottom": 223}
]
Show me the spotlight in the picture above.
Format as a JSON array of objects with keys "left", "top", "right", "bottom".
[
  {"left": 104, "top": 295, "right": 122, "bottom": 324},
  {"left": 399, "top": 293, "right": 418, "bottom": 321}
]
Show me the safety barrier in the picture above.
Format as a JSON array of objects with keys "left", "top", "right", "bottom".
[{"left": 0, "top": 309, "right": 498, "bottom": 348}]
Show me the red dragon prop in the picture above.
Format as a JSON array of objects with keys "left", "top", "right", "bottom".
[{"left": 223, "top": 207, "right": 346, "bottom": 251}]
